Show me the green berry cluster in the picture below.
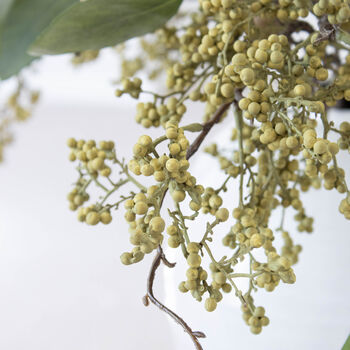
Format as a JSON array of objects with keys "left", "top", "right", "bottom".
[
  {"left": 67, "top": 138, "right": 114, "bottom": 177},
  {"left": 0, "top": 80, "right": 39, "bottom": 163},
  {"left": 66, "top": 138, "right": 139, "bottom": 226},
  {"left": 122, "top": 203, "right": 165, "bottom": 263},
  {"left": 115, "top": 77, "right": 142, "bottom": 99},
  {"left": 66, "top": 0, "right": 350, "bottom": 340},
  {"left": 313, "top": 0, "right": 350, "bottom": 24},
  {"left": 241, "top": 300, "right": 270, "bottom": 335}
]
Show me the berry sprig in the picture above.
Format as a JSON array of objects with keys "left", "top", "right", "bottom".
[{"left": 66, "top": 0, "right": 350, "bottom": 348}]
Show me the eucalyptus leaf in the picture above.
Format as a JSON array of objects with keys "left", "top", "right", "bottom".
[
  {"left": 0, "top": 0, "right": 14, "bottom": 49},
  {"left": 29, "top": 0, "right": 182, "bottom": 55},
  {"left": 0, "top": 0, "right": 14, "bottom": 28},
  {"left": 0, "top": 0, "right": 77, "bottom": 80}
]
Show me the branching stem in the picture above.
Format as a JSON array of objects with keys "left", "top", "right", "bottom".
[
  {"left": 144, "top": 246, "right": 206, "bottom": 350},
  {"left": 186, "top": 102, "right": 232, "bottom": 160}
]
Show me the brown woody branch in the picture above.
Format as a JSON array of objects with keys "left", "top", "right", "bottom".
[
  {"left": 144, "top": 246, "right": 206, "bottom": 350},
  {"left": 187, "top": 102, "right": 232, "bottom": 160},
  {"left": 283, "top": 20, "right": 315, "bottom": 38}
]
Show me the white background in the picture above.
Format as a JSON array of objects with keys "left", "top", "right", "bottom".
[{"left": 0, "top": 49, "right": 349, "bottom": 350}]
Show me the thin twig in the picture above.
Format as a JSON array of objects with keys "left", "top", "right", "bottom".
[
  {"left": 186, "top": 102, "right": 232, "bottom": 160},
  {"left": 234, "top": 107, "right": 244, "bottom": 208},
  {"left": 144, "top": 246, "right": 206, "bottom": 350}
]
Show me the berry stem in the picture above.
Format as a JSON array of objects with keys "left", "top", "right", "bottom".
[
  {"left": 186, "top": 102, "right": 232, "bottom": 160},
  {"left": 145, "top": 246, "right": 206, "bottom": 350}
]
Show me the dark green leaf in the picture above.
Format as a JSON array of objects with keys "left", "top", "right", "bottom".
[
  {"left": 0, "top": 0, "right": 14, "bottom": 48},
  {"left": 29, "top": 0, "right": 182, "bottom": 55},
  {"left": 0, "top": 0, "right": 77, "bottom": 80},
  {"left": 0, "top": 0, "right": 14, "bottom": 27}
]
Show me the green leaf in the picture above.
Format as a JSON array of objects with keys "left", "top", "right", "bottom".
[
  {"left": 29, "top": 0, "right": 182, "bottom": 56},
  {"left": 0, "top": 0, "right": 77, "bottom": 80},
  {"left": 342, "top": 334, "right": 350, "bottom": 350},
  {"left": 182, "top": 123, "right": 204, "bottom": 132},
  {"left": 0, "top": 0, "right": 14, "bottom": 27}
]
